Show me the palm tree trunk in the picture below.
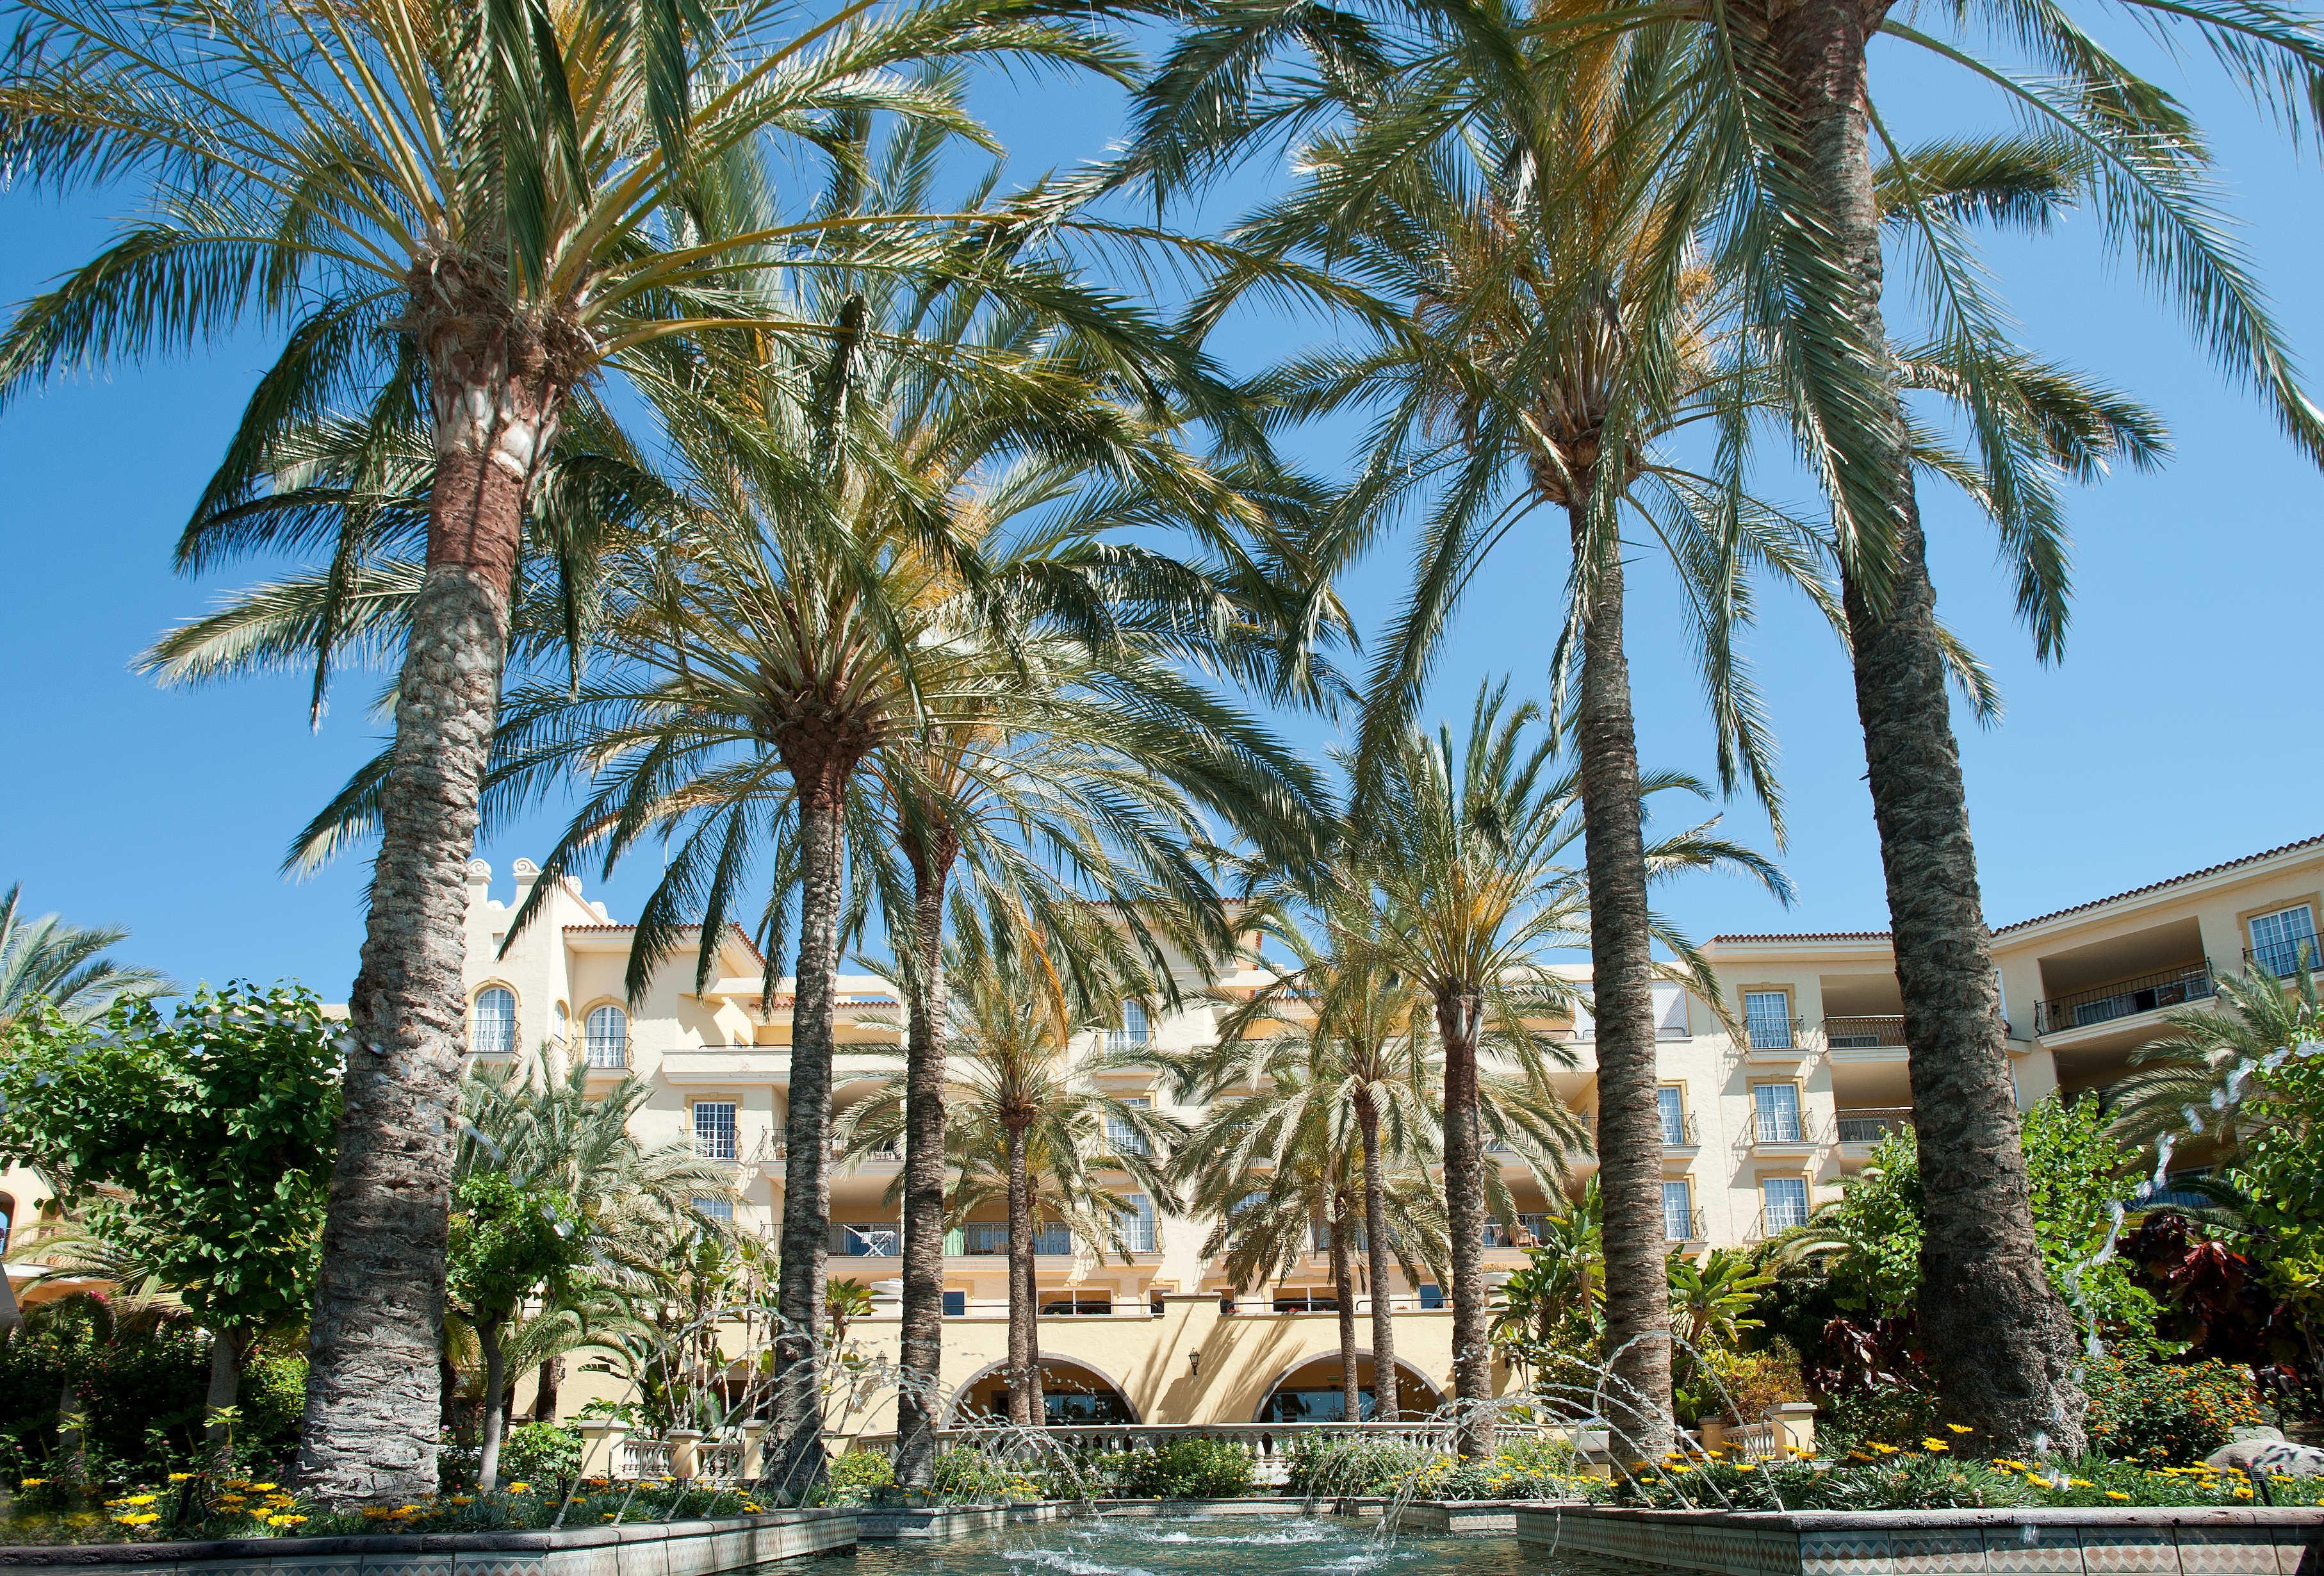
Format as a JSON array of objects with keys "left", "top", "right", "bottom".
[
  {"left": 204, "top": 1326, "right": 241, "bottom": 1470},
  {"left": 767, "top": 754, "right": 854, "bottom": 1495},
  {"left": 1436, "top": 988, "right": 1493, "bottom": 1456},
  {"left": 1353, "top": 1088, "right": 1402, "bottom": 1420},
  {"left": 1754, "top": 0, "right": 2086, "bottom": 1457},
  {"left": 1566, "top": 501, "right": 1677, "bottom": 1457},
  {"left": 896, "top": 828, "right": 957, "bottom": 1488},
  {"left": 476, "top": 1315, "right": 507, "bottom": 1493},
  {"left": 301, "top": 286, "right": 564, "bottom": 1502},
  {"left": 1004, "top": 1126, "right": 1036, "bottom": 1429},
  {"left": 1330, "top": 1202, "right": 1361, "bottom": 1421},
  {"left": 534, "top": 1354, "right": 561, "bottom": 1424}
]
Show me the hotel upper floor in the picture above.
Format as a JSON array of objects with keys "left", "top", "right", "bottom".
[{"left": 443, "top": 833, "right": 2324, "bottom": 1307}]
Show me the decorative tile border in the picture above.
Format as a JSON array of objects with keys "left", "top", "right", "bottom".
[
  {"left": 1514, "top": 1506, "right": 2324, "bottom": 1576},
  {"left": 0, "top": 1511, "right": 855, "bottom": 1576}
]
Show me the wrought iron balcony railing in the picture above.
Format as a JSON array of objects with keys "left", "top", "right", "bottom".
[
  {"left": 2246, "top": 940, "right": 2323, "bottom": 978},
  {"left": 1480, "top": 1213, "right": 1553, "bottom": 1249},
  {"left": 1834, "top": 1106, "right": 1914, "bottom": 1144},
  {"left": 585, "top": 1035, "right": 630, "bottom": 1069},
  {"left": 1660, "top": 1111, "right": 1701, "bottom": 1147},
  {"left": 1663, "top": 1206, "right": 1707, "bottom": 1242},
  {"left": 2033, "top": 960, "right": 2214, "bottom": 1035},
  {"left": 1822, "top": 1014, "right": 1908, "bottom": 1049}
]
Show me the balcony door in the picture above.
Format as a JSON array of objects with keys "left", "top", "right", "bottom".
[{"left": 1753, "top": 1081, "right": 1803, "bottom": 1143}]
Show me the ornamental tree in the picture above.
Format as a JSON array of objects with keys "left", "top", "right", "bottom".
[
  {"left": 0, "top": 982, "right": 341, "bottom": 1456},
  {"left": 446, "top": 1172, "right": 585, "bottom": 1493}
]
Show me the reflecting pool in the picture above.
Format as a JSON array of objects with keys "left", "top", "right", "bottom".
[{"left": 854, "top": 1515, "right": 1536, "bottom": 1576}]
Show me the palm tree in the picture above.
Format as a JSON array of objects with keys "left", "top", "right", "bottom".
[
  {"left": 1348, "top": 682, "right": 1781, "bottom": 1452},
  {"left": 1171, "top": 1046, "right": 1453, "bottom": 1420},
  {"left": 838, "top": 935, "right": 1182, "bottom": 1427},
  {"left": 1124, "top": 0, "right": 2290, "bottom": 1452},
  {"left": 0, "top": 884, "right": 170, "bottom": 1030},
  {"left": 2106, "top": 958, "right": 2323, "bottom": 1157},
  {"left": 0, "top": 0, "right": 1187, "bottom": 1498}
]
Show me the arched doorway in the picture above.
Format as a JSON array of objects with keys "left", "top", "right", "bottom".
[
  {"left": 951, "top": 1356, "right": 1140, "bottom": 1425},
  {"left": 1256, "top": 1354, "right": 1444, "bottom": 1422}
]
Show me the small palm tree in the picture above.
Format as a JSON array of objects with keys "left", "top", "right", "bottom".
[
  {"left": 1174, "top": 1064, "right": 1449, "bottom": 1421},
  {"left": 838, "top": 935, "right": 1182, "bottom": 1427},
  {"left": 2106, "top": 960, "right": 2323, "bottom": 1158},
  {"left": 0, "top": 884, "right": 170, "bottom": 1030}
]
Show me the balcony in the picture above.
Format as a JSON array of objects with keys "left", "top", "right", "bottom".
[
  {"left": 1834, "top": 1106, "right": 1913, "bottom": 1145},
  {"left": 2034, "top": 961, "right": 2214, "bottom": 1037},
  {"left": 956, "top": 1222, "right": 1074, "bottom": 1256},
  {"left": 1662, "top": 1206, "right": 1707, "bottom": 1243},
  {"left": 2246, "top": 940, "right": 2322, "bottom": 978},
  {"left": 1823, "top": 1014, "right": 1907, "bottom": 1053},
  {"left": 1742, "top": 1112, "right": 1830, "bottom": 1153},
  {"left": 1742, "top": 1016, "right": 1810, "bottom": 1061},
  {"left": 1481, "top": 1213, "right": 1553, "bottom": 1249},
  {"left": 1746, "top": 1204, "right": 1813, "bottom": 1241},
  {"left": 830, "top": 1222, "right": 902, "bottom": 1258},
  {"left": 1660, "top": 1111, "right": 1701, "bottom": 1149}
]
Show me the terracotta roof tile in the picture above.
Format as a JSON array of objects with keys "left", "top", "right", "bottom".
[
  {"left": 1709, "top": 930, "right": 1890, "bottom": 945},
  {"left": 1993, "top": 830, "right": 2324, "bottom": 934},
  {"left": 562, "top": 921, "right": 766, "bottom": 969}
]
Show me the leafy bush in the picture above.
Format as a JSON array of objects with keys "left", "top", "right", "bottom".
[
  {"left": 930, "top": 1447, "right": 1045, "bottom": 1503},
  {"left": 1615, "top": 1450, "right": 2324, "bottom": 1511},
  {"left": 1676, "top": 1343, "right": 1807, "bottom": 1428},
  {"left": 1284, "top": 1433, "right": 1428, "bottom": 1495},
  {"left": 1818, "top": 1384, "right": 1940, "bottom": 1458},
  {"left": 2083, "top": 1353, "right": 2263, "bottom": 1464},
  {"left": 821, "top": 1449, "right": 897, "bottom": 1504},
  {"left": 1106, "top": 1437, "right": 1253, "bottom": 1499},
  {"left": 1396, "top": 1436, "right": 1598, "bottom": 1502},
  {"left": 498, "top": 1424, "right": 583, "bottom": 1488}
]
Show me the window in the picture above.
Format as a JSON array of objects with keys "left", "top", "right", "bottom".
[
  {"left": 1662, "top": 1181, "right": 1696, "bottom": 1242},
  {"left": 1108, "top": 1000, "right": 1150, "bottom": 1051},
  {"left": 1657, "top": 1086, "right": 1688, "bottom": 1146},
  {"left": 943, "top": 1290, "right": 967, "bottom": 1317},
  {"left": 470, "top": 987, "right": 516, "bottom": 1055},
  {"left": 1107, "top": 1096, "right": 1152, "bottom": 1158},
  {"left": 1038, "top": 1291, "right": 1113, "bottom": 1315},
  {"left": 1418, "top": 1284, "right": 1445, "bottom": 1310},
  {"left": 584, "top": 1005, "right": 628, "bottom": 1067},
  {"left": 692, "top": 1195, "right": 735, "bottom": 1223},
  {"left": 1270, "top": 1288, "right": 1338, "bottom": 1313},
  {"left": 1761, "top": 1176, "right": 1810, "bottom": 1233},
  {"left": 2250, "top": 904, "right": 2320, "bottom": 977},
  {"left": 1123, "top": 1194, "right": 1158, "bottom": 1253},
  {"left": 694, "top": 1101, "right": 737, "bottom": 1160},
  {"left": 1753, "top": 1082, "right": 1803, "bottom": 1143},
  {"left": 1743, "top": 990, "right": 1793, "bottom": 1049}
]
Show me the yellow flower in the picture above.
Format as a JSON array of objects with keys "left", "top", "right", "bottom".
[
  {"left": 1734, "top": 1463, "right": 1756, "bottom": 1473},
  {"left": 167, "top": 1473, "right": 196, "bottom": 1483},
  {"left": 1945, "top": 1424, "right": 1973, "bottom": 1435},
  {"left": 252, "top": 1482, "right": 279, "bottom": 1492},
  {"left": 2234, "top": 1488, "right": 2253, "bottom": 1500},
  {"left": 507, "top": 1481, "right": 531, "bottom": 1493},
  {"left": 449, "top": 1495, "right": 475, "bottom": 1506},
  {"left": 1869, "top": 1443, "right": 1899, "bottom": 1455},
  {"left": 115, "top": 1494, "right": 160, "bottom": 1507},
  {"left": 268, "top": 1514, "right": 307, "bottom": 1527},
  {"left": 2069, "top": 1479, "right": 2093, "bottom": 1488},
  {"left": 2105, "top": 1492, "right": 2130, "bottom": 1502},
  {"left": 1922, "top": 1440, "right": 1949, "bottom": 1452},
  {"left": 113, "top": 1513, "right": 161, "bottom": 1527}
]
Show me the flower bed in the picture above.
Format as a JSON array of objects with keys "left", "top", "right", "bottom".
[
  {"left": 1, "top": 1473, "right": 762, "bottom": 1546},
  {"left": 1609, "top": 1448, "right": 2324, "bottom": 1512}
]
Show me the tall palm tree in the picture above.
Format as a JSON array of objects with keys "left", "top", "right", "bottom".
[
  {"left": 1348, "top": 682, "right": 1781, "bottom": 1452},
  {"left": 839, "top": 934, "right": 1184, "bottom": 1428},
  {"left": 1124, "top": 0, "right": 2273, "bottom": 1454},
  {"left": 0, "top": 0, "right": 1179, "bottom": 1498},
  {"left": 0, "top": 884, "right": 170, "bottom": 1031}
]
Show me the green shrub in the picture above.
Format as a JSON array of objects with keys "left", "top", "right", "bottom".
[
  {"left": 930, "top": 1447, "right": 1043, "bottom": 1503},
  {"left": 498, "top": 1424, "right": 583, "bottom": 1488},
  {"left": 1108, "top": 1437, "right": 1254, "bottom": 1499},
  {"left": 2083, "top": 1354, "right": 2263, "bottom": 1465},
  {"left": 233, "top": 1352, "right": 306, "bottom": 1472},
  {"left": 1284, "top": 1433, "right": 1428, "bottom": 1495},
  {"left": 1613, "top": 1450, "right": 2324, "bottom": 1511},
  {"left": 821, "top": 1449, "right": 897, "bottom": 1504}
]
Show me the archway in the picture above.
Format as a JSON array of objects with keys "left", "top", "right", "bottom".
[
  {"left": 949, "top": 1354, "right": 1140, "bottom": 1425},
  {"left": 1254, "top": 1354, "right": 1444, "bottom": 1422}
]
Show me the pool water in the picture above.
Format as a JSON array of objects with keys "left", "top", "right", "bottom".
[{"left": 853, "top": 1515, "right": 1538, "bottom": 1576}]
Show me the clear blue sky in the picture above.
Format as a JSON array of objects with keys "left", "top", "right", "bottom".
[{"left": 1, "top": 24, "right": 2318, "bottom": 998}]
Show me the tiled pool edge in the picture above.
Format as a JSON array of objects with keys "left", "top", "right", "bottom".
[
  {"left": 1513, "top": 1504, "right": 2324, "bottom": 1576},
  {"left": 0, "top": 1507, "right": 854, "bottom": 1576}
]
